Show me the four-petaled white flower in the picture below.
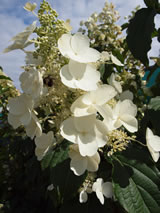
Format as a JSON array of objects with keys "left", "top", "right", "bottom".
[
  {"left": 98, "top": 99, "right": 138, "bottom": 133},
  {"left": 19, "top": 67, "right": 43, "bottom": 99},
  {"left": 146, "top": 127, "right": 160, "bottom": 162},
  {"left": 92, "top": 178, "right": 113, "bottom": 204},
  {"left": 3, "top": 21, "right": 36, "bottom": 53},
  {"left": 8, "top": 94, "right": 34, "bottom": 128},
  {"left": 58, "top": 33, "right": 100, "bottom": 63},
  {"left": 69, "top": 144, "right": 100, "bottom": 176},
  {"left": 112, "top": 100, "right": 138, "bottom": 132},
  {"left": 35, "top": 131, "right": 54, "bottom": 161},
  {"left": 60, "top": 59, "right": 100, "bottom": 91},
  {"left": 60, "top": 114, "right": 108, "bottom": 156},
  {"left": 71, "top": 85, "right": 117, "bottom": 117}
]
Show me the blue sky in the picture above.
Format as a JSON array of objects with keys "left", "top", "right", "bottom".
[{"left": 0, "top": 0, "right": 159, "bottom": 89}]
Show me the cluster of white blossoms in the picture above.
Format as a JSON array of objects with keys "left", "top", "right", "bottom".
[
  {"left": 4, "top": 1, "right": 160, "bottom": 206},
  {"left": 58, "top": 32, "right": 138, "bottom": 203},
  {"left": 58, "top": 32, "right": 138, "bottom": 176},
  {"left": 6, "top": 21, "right": 54, "bottom": 161}
]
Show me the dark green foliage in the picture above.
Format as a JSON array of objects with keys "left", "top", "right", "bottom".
[
  {"left": 112, "top": 145, "right": 160, "bottom": 213},
  {"left": 126, "top": 8, "right": 156, "bottom": 65},
  {"left": 149, "top": 96, "right": 160, "bottom": 110},
  {"left": 41, "top": 140, "right": 87, "bottom": 205},
  {"left": 0, "top": 75, "right": 12, "bottom": 81},
  {"left": 144, "top": 0, "right": 159, "bottom": 9},
  {"left": 60, "top": 194, "right": 126, "bottom": 213}
]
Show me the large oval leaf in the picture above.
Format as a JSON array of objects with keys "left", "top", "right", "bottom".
[
  {"left": 112, "top": 146, "right": 160, "bottom": 213},
  {"left": 126, "top": 8, "right": 156, "bottom": 65}
]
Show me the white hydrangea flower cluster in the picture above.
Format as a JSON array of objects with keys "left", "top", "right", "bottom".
[
  {"left": 6, "top": 22, "right": 54, "bottom": 161},
  {"left": 58, "top": 32, "right": 138, "bottom": 178}
]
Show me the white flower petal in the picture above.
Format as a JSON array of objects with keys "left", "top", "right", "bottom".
[
  {"left": 79, "top": 190, "right": 88, "bottom": 203},
  {"left": 58, "top": 33, "right": 100, "bottom": 63},
  {"left": 35, "top": 131, "right": 53, "bottom": 149},
  {"left": 80, "top": 48, "right": 100, "bottom": 63},
  {"left": 102, "top": 182, "right": 113, "bottom": 198},
  {"left": 108, "top": 73, "right": 122, "bottom": 93},
  {"left": 19, "top": 110, "right": 32, "bottom": 126},
  {"left": 118, "top": 100, "right": 137, "bottom": 117},
  {"left": 8, "top": 113, "right": 21, "bottom": 129},
  {"left": 60, "top": 117, "right": 78, "bottom": 143},
  {"left": 92, "top": 178, "right": 103, "bottom": 192},
  {"left": 68, "top": 60, "right": 86, "bottom": 79},
  {"left": 77, "top": 65, "right": 100, "bottom": 91},
  {"left": 71, "top": 95, "right": 95, "bottom": 117},
  {"left": 96, "top": 190, "right": 104, "bottom": 204},
  {"left": 120, "top": 90, "right": 134, "bottom": 101},
  {"left": 70, "top": 154, "right": 87, "bottom": 176},
  {"left": 146, "top": 128, "right": 160, "bottom": 151},
  {"left": 146, "top": 129, "right": 160, "bottom": 162},
  {"left": 24, "top": 2, "right": 37, "bottom": 11},
  {"left": 8, "top": 97, "right": 25, "bottom": 115},
  {"left": 95, "top": 120, "right": 108, "bottom": 147},
  {"left": 58, "top": 33, "right": 73, "bottom": 58},
  {"left": 60, "top": 64, "right": 77, "bottom": 88},
  {"left": 25, "top": 116, "right": 42, "bottom": 139},
  {"left": 19, "top": 68, "right": 43, "bottom": 99},
  {"left": 74, "top": 114, "right": 96, "bottom": 132},
  {"left": 87, "top": 152, "right": 100, "bottom": 172},
  {"left": 35, "top": 146, "right": 49, "bottom": 161},
  {"left": 120, "top": 114, "right": 138, "bottom": 133},
  {"left": 71, "top": 32, "right": 90, "bottom": 55},
  {"left": 3, "top": 21, "right": 36, "bottom": 53},
  {"left": 78, "top": 134, "right": 98, "bottom": 156},
  {"left": 111, "top": 54, "right": 124, "bottom": 66},
  {"left": 82, "top": 85, "right": 117, "bottom": 106},
  {"left": 95, "top": 105, "right": 115, "bottom": 131}
]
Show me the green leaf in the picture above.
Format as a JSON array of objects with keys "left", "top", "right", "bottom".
[
  {"left": 50, "top": 158, "right": 87, "bottom": 202},
  {"left": 0, "top": 75, "right": 12, "bottom": 81},
  {"left": 148, "top": 96, "right": 160, "bottom": 110},
  {"left": 121, "top": 23, "right": 129, "bottom": 31},
  {"left": 42, "top": 140, "right": 87, "bottom": 203},
  {"left": 41, "top": 139, "right": 70, "bottom": 170},
  {"left": 112, "top": 146, "right": 160, "bottom": 213},
  {"left": 99, "top": 64, "right": 105, "bottom": 78},
  {"left": 145, "top": 109, "right": 160, "bottom": 135},
  {"left": 144, "top": 0, "right": 159, "bottom": 9},
  {"left": 126, "top": 8, "right": 156, "bottom": 65}
]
